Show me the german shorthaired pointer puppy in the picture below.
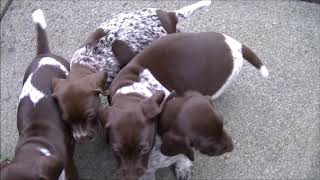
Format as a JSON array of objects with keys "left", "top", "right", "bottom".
[
  {"left": 142, "top": 91, "right": 234, "bottom": 180},
  {"left": 158, "top": 91, "right": 234, "bottom": 160},
  {"left": 0, "top": 10, "right": 78, "bottom": 180},
  {"left": 104, "top": 31, "right": 269, "bottom": 180},
  {"left": 51, "top": 0, "right": 212, "bottom": 144}
]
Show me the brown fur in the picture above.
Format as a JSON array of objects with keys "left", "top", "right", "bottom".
[
  {"left": 99, "top": 91, "right": 167, "bottom": 180},
  {"left": 52, "top": 63, "right": 108, "bottom": 143},
  {"left": 1, "top": 10, "right": 78, "bottom": 179},
  {"left": 158, "top": 91, "right": 234, "bottom": 160}
]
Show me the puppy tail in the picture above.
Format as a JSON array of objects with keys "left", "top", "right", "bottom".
[
  {"left": 174, "top": 0, "right": 211, "bottom": 19},
  {"left": 242, "top": 45, "right": 269, "bottom": 78},
  {"left": 32, "top": 9, "right": 50, "bottom": 55}
]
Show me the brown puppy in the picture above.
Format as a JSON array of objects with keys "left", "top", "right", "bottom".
[
  {"left": 98, "top": 88, "right": 174, "bottom": 180},
  {"left": 52, "top": 67, "right": 108, "bottom": 144},
  {"left": 51, "top": 0, "right": 211, "bottom": 144},
  {"left": 0, "top": 9, "right": 78, "bottom": 180},
  {"left": 158, "top": 91, "right": 234, "bottom": 159}
]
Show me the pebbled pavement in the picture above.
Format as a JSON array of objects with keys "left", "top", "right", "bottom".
[{"left": 1, "top": 1, "right": 319, "bottom": 179}]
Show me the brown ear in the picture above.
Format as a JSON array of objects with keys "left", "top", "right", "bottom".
[
  {"left": 97, "top": 107, "right": 111, "bottom": 128},
  {"left": 37, "top": 155, "right": 63, "bottom": 180},
  {"left": 97, "top": 107, "right": 111, "bottom": 143},
  {"left": 51, "top": 77, "right": 66, "bottom": 93},
  {"left": 90, "top": 70, "right": 108, "bottom": 96},
  {"left": 111, "top": 39, "right": 137, "bottom": 68},
  {"left": 141, "top": 91, "right": 165, "bottom": 119},
  {"left": 93, "top": 89, "right": 110, "bottom": 96},
  {"left": 81, "top": 28, "right": 107, "bottom": 48},
  {"left": 156, "top": 10, "right": 178, "bottom": 34},
  {"left": 160, "top": 132, "right": 194, "bottom": 161}
]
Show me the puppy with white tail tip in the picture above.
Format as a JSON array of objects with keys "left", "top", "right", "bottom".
[{"left": 0, "top": 9, "right": 78, "bottom": 180}]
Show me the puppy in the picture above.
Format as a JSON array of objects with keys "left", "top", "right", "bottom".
[
  {"left": 0, "top": 10, "right": 78, "bottom": 180},
  {"left": 109, "top": 31, "right": 269, "bottom": 179},
  {"left": 140, "top": 92, "right": 233, "bottom": 180},
  {"left": 51, "top": 0, "right": 212, "bottom": 143},
  {"left": 159, "top": 91, "right": 234, "bottom": 159},
  {"left": 98, "top": 90, "right": 175, "bottom": 180}
]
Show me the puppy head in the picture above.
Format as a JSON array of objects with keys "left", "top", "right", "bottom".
[
  {"left": 160, "top": 91, "right": 234, "bottom": 159},
  {"left": 99, "top": 91, "right": 166, "bottom": 179},
  {"left": 0, "top": 155, "right": 63, "bottom": 180},
  {"left": 52, "top": 70, "right": 108, "bottom": 143}
]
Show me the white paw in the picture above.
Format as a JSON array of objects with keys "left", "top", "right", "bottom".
[{"left": 174, "top": 158, "right": 193, "bottom": 180}]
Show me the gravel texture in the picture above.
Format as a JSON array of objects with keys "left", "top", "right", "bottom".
[{"left": 1, "top": 1, "right": 319, "bottom": 179}]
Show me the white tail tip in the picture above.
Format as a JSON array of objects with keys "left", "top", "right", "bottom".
[
  {"left": 175, "top": 0, "right": 212, "bottom": 18},
  {"left": 260, "top": 65, "right": 269, "bottom": 78},
  {"left": 197, "top": 0, "right": 212, "bottom": 7},
  {"left": 32, "top": 9, "right": 47, "bottom": 29}
]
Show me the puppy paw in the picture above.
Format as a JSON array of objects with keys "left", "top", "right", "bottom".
[{"left": 174, "top": 158, "right": 193, "bottom": 180}]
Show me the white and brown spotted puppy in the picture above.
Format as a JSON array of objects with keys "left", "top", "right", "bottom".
[
  {"left": 0, "top": 10, "right": 78, "bottom": 180},
  {"left": 51, "top": 0, "right": 212, "bottom": 144}
]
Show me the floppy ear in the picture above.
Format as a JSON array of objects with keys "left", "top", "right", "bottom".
[
  {"left": 97, "top": 107, "right": 111, "bottom": 128},
  {"left": 93, "top": 89, "right": 110, "bottom": 96},
  {"left": 141, "top": 91, "right": 166, "bottom": 119},
  {"left": 51, "top": 77, "right": 66, "bottom": 93},
  {"left": 90, "top": 70, "right": 109, "bottom": 96},
  {"left": 111, "top": 39, "right": 137, "bottom": 68},
  {"left": 97, "top": 107, "right": 111, "bottom": 143},
  {"left": 81, "top": 28, "right": 107, "bottom": 48},
  {"left": 37, "top": 155, "right": 63, "bottom": 180},
  {"left": 160, "top": 132, "right": 195, "bottom": 161},
  {"left": 156, "top": 10, "right": 178, "bottom": 34}
]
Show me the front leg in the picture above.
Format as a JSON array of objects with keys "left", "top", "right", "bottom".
[
  {"left": 173, "top": 156, "right": 193, "bottom": 180},
  {"left": 144, "top": 135, "right": 193, "bottom": 180},
  {"left": 64, "top": 158, "right": 79, "bottom": 180},
  {"left": 65, "top": 140, "right": 79, "bottom": 180},
  {"left": 139, "top": 170, "right": 156, "bottom": 180}
]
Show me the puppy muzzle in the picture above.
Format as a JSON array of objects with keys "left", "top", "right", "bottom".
[{"left": 72, "top": 126, "right": 97, "bottom": 144}]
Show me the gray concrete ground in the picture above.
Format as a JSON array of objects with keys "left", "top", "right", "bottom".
[
  {"left": 1, "top": 0, "right": 10, "bottom": 15},
  {"left": 1, "top": 0, "right": 320, "bottom": 179}
]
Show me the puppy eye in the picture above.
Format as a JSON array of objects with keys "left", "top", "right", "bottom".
[
  {"left": 140, "top": 145, "right": 150, "bottom": 155},
  {"left": 87, "top": 113, "right": 95, "bottom": 121}
]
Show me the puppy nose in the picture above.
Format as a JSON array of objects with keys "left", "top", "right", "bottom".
[
  {"left": 78, "top": 136, "right": 90, "bottom": 144},
  {"left": 74, "top": 134, "right": 92, "bottom": 144}
]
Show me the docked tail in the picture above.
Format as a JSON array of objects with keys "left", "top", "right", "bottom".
[
  {"left": 242, "top": 45, "right": 269, "bottom": 78},
  {"left": 32, "top": 9, "right": 50, "bottom": 55},
  {"left": 174, "top": 0, "right": 211, "bottom": 19}
]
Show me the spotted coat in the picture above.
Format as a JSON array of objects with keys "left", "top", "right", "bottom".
[{"left": 71, "top": 8, "right": 168, "bottom": 85}]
